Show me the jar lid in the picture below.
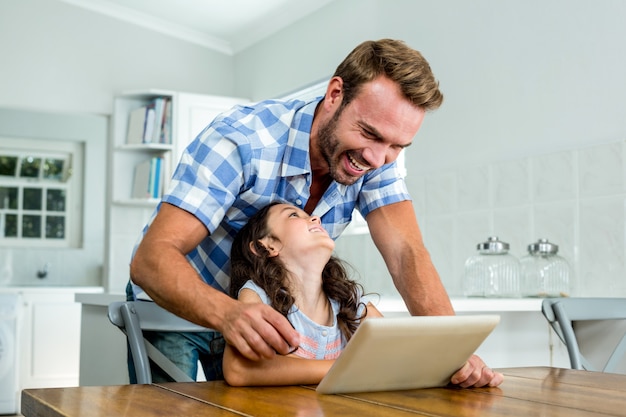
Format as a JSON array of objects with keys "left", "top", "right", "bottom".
[
  {"left": 527, "top": 238, "right": 558, "bottom": 254},
  {"left": 477, "top": 236, "right": 509, "bottom": 254}
]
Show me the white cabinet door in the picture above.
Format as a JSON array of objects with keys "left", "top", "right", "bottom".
[
  {"left": 174, "top": 92, "right": 248, "bottom": 166},
  {"left": 19, "top": 292, "right": 81, "bottom": 389}
]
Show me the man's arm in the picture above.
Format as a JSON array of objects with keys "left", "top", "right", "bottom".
[
  {"left": 366, "top": 200, "right": 453, "bottom": 316},
  {"left": 366, "top": 200, "right": 503, "bottom": 387},
  {"left": 130, "top": 203, "right": 299, "bottom": 360}
]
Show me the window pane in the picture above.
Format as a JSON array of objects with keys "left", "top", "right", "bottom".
[
  {"left": 22, "top": 215, "right": 41, "bottom": 238},
  {"left": 20, "top": 156, "right": 41, "bottom": 178},
  {"left": 23, "top": 188, "right": 42, "bottom": 210},
  {"left": 46, "top": 215, "right": 65, "bottom": 239},
  {"left": 3, "top": 214, "right": 17, "bottom": 237},
  {"left": 0, "top": 187, "right": 18, "bottom": 209},
  {"left": 46, "top": 189, "right": 66, "bottom": 211},
  {"left": 0, "top": 156, "right": 18, "bottom": 177},
  {"left": 43, "top": 158, "right": 65, "bottom": 180}
]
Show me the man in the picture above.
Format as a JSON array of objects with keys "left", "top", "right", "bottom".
[{"left": 129, "top": 39, "right": 503, "bottom": 388}]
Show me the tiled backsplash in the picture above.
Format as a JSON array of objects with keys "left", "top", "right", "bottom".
[{"left": 335, "top": 139, "right": 626, "bottom": 299}]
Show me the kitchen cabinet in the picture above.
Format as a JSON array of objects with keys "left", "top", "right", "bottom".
[
  {"left": 18, "top": 291, "right": 82, "bottom": 389},
  {"left": 0, "top": 286, "right": 102, "bottom": 412}
]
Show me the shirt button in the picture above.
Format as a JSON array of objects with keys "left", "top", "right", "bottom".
[
  {"left": 321, "top": 330, "right": 328, "bottom": 336},
  {"left": 295, "top": 199, "right": 303, "bottom": 206}
]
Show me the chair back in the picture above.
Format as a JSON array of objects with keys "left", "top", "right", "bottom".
[
  {"left": 108, "top": 301, "right": 211, "bottom": 384},
  {"left": 541, "top": 298, "right": 626, "bottom": 373}
]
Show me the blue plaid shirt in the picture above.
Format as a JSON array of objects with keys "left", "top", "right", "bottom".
[{"left": 131, "top": 98, "right": 410, "bottom": 298}]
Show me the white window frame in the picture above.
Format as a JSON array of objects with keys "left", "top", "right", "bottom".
[{"left": 0, "top": 137, "right": 84, "bottom": 248}]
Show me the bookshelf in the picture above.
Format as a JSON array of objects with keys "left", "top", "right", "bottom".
[{"left": 105, "top": 90, "right": 248, "bottom": 292}]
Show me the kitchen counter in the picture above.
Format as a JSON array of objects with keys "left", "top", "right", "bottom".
[
  {"left": 0, "top": 286, "right": 104, "bottom": 294},
  {"left": 75, "top": 291, "right": 125, "bottom": 305},
  {"left": 76, "top": 291, "right": 544, "bottom": 313},
  {"left": 376, "top": 296, "right": 544, "bottom": 315}
]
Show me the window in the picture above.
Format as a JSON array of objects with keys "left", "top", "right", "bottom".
[{"left": 0, "top": 138, "right": 84, "bottom": 248}]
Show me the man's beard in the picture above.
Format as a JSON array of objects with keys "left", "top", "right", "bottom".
[{"left": 316, "top": 106, "right": 360, "bottom": 186}]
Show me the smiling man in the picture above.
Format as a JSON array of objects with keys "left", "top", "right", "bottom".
[{"left": 129, "top": 39, "right": 503, "bottom": 388}]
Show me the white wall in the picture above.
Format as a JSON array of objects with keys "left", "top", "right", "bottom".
[
  {"left": 0, "top": 0, "right": 236, "bottom": 115},
  {"left": 235, "top": 0, "right": 626, "bottom": 298},
  {"left": 236, "top": 0, "right": 626, "bottom": 170}
]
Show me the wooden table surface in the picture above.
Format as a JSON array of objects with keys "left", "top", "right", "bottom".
[{"left": 21, "top": 367, "right": 626, "bottom": 417}]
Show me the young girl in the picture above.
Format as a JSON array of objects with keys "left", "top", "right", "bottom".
[{"left": 223, "top": 202, "right": 383, "bottom": 386}]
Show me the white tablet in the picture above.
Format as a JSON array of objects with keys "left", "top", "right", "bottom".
[{"left": 316, "top": 314, "right": 500, "bottom": 394}]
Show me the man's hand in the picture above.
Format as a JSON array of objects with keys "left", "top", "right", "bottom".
[
  {"left": 220, "top": 300, "right": 300, "bottom": 361},
  {"left": 450, "top": 354, "right": 504, "bottom": 388}
]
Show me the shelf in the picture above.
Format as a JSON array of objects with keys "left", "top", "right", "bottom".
[
  {"left": 0, "top": 286, "right": 104, "bottom": 294},
  {"left": 116, "top": 143, "right": 173, "bottom": 151},
  {"left": 112, "top": 198, "right": 160, "bottom": 207}
]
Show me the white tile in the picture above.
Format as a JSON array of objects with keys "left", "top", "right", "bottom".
[
  {"left": 338, "top": 140, "right": 626, "bottom": 300},
  {"left": 335, "top": 234, "right": 395, "bottom": 297},
  {"left": 578, "top": 197, "right": 625, "bottom": 296},
  {"left": 456, "top": 165, "right": 491, "bottom": 212},
  {"left": 493, "top": 158, "right": 530, "bottom": 207},
  {"left": 532, "top": 151, "right": 576, "bottom": 203},
  {"left": 532, "top": 201, "right": 577, "bottom": 266},
  {"left": 578, "top": 141, "right": 623, "bottom": 197},
  {"left": 424, "top": 215, "right": 458, "bottom": 295},
  {"left": 406, "top": 174, "right": 426, "bottom": 218},
  {"left": 493, "top": 206, "right": 533, "bottom": 259},
  {"left": 425, "top": 171, "right": 456, "bottom": 215},
  {"left": 454, "top": 211, "right": 492, "bottom": 296}
]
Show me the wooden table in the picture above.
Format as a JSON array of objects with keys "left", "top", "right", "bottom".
[{"left": 21, "top": 367, "right": 626, "bottom": 416}]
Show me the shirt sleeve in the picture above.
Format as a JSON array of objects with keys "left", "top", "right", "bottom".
[
  {"left": 356, "top": 161, "right": 411, "bottom": 219},
  {"left": 239, "top": 280, "right": 271, "bottom": 304},
  {"left": 162, "top": 118, "right": 250, "bottom": 234}
]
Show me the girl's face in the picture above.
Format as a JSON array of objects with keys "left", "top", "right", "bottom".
[{"left": 260, "top": 203, "right": 335, "bottom": 259}]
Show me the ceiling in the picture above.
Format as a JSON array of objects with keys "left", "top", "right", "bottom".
[{"left": 57, "top": 0, "right": 335, "bottom": 55}]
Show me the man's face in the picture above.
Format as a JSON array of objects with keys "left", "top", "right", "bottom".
[{"left": 316, "top": 76, "right": 425, "bottom": 185}]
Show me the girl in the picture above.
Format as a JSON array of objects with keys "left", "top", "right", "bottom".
[{"left": 223, "top": 202, "right": 382, "bottom": 386}]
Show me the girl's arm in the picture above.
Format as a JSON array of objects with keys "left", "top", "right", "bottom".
[
  {"left": 223, "top": 344, "right": 333, "bottom": 386},
  {"left": 223, "top": 291, "right": 384, "bottom": 387},
  {"left": 223, "top": 287, "right": 334, "bottom": 386}
]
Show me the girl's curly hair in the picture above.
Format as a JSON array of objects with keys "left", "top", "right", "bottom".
[{"left": 229, "top": 202, "right": 366, "bottom": 341}]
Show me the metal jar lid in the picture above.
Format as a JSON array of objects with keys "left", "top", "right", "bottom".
[
  {"left": 477, "top": 236, "right": 510, "bottom": 254},
  {"left": 527, "top": 238, "right": 558, "bottom": 255}
]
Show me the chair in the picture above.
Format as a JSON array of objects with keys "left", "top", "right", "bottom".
[
  {"left": 108, "top": 301, "right": 212, "bottom": 384},
  {"left": 541, "top": 298, "right": 626, "bottom": 373}
]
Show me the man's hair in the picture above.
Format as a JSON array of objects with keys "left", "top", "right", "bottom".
[
  {"left": 333, "top": 39, "right": 443, "bottom": 111},
  {"left": 229, "top": 202, "right": 365, "bottom": 341}
]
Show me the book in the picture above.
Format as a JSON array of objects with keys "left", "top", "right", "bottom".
[
  {"left": 143, "top": 105, "right": 156, "bottom": 143},
  {"left": 149, "top": 157, "right": 163, "bottom": 199},
  {"left": 161, "top": 98, "right": 172, "bottom": 144},
  {"left": 126, "top": 106, "right": 148, "bottom": 144},
  {"left": 131, "top": 159, "right": 152, "bottom": 199},
  {"left": 151, "top": 98, "right": 166, "bottom": 144}
]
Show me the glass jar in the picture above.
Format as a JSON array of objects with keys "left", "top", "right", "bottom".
[
  {"left": 464, "top": 236, "right": 521, "bottom": 298},
  {"left": 521, "top": 239, "right": 570, "bottom": 297}
]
